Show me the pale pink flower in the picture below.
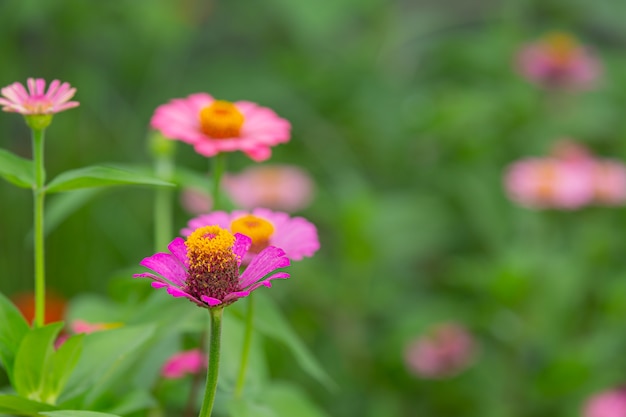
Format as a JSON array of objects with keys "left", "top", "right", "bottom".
[
  {"left": 591, "top": 160, "right": 626, "bottom": 206},
  {"left": 404, "top": 322, "right": 476, "bottom": 379},
  {"left": 516, "top": 32, "right": 602, "bottom": 90},
  {"left": 181, "top": 208, "right": 319, "bottom": 262},
  {"left": 504, "top": 157, "right": 594, "bottom": 209},
  {"left": 223, "top": 164, "right": 314, "bottom": 212},
  {"left": 0, "top": 78, "right": 79, "bottom": 115},
  {"left": 134, "top": 225, "right": 290, "bottom": 308},
  {"left": 583, "top": 388, "right": 626, "bottom": 417},
  {"left": 180, "top": 187, "right": 213, "bottom": 215},
  {"left": 150, "top": 93, "right": 290, "bottom": 162},
  {"left": 161, "top": 349, "right": 206, "bottom": 379}
]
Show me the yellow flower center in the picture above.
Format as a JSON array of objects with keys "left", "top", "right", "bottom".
[
  {"left": 198, "top": 100, "right": 245, "bottom": 139},
  {"left": 186, "top": 225, "right": 236, "bottom": 269},
  {"left": 230, "top": 215, "right": 275, "bottom": 253},
  {"left": 545, "top": 32, "right": 577, "bottom": 65}
]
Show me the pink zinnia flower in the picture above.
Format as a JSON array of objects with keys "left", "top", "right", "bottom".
[
  {"left": 404, "top": 322, "right": 476, "bottom": 379},
  {"left": 583, "top": 388, "right": 626, "bottom": 417},
  {"left": 150, "top": 93, "right": 291, "bottom": 162},
  {"left": 161, "top": 349, "right": 207, "bottom": 379},
  {"left": 223, "top": 164, "right": 315, "bottom": 212},
  {"left": 0, "top": 78, "right": 79, "bottom": 115},
  {"left": 134, "top": 225, "right": 290, "bottom": 308},
  {"left": 591, "top": 160, "right": 626, "bottom": 206},
  {"left": 504, "top": 157, "right": 594, "bottom": 209},
  {"left": 181, "top": 208, "right": 319, "bottom": 262},
  {"left": 516, "top": 32, "right": 602, "bottom": 90}
]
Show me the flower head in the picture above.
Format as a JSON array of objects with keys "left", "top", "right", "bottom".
[
  {"left": 583, "top": 388, "right": 626, "bottom": 417},
  {"left": 516, "top": 32, "right": 602, "bottom": 90},
  {"left": 404, "top": 322, "right": 476, "bottom": 379},
  {"left": 223, "top": 164, "right": 315, "bottom": 212},
  {"left": 134, "top": 225, "right": 290, "bottom": 308},
  {"left": 150, "top": 93, "right": 290, "bottom": 162},
  {"left": 181, "top": 208, "right": 319, "bottom": 262},
  {"left": 161, "top": 349, "right": 207, "bottom": 379},
  {"left": 0, "top": 78, "right": 79, "bottom": 115}
]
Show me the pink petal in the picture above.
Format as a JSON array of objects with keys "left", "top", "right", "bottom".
[{"left": 239, "top": 245, "right": 290, "bottom": 289}]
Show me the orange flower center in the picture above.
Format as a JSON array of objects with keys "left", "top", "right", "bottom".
[
  {"left": 545, "top": 33, "right": 577, "bottom": 66},
  {"left": 230, "top": 215, "right": 275, "bottom": 253},
  {"left": 537, "top": 161, "right": 557, "bottom": 198},
  {"left": 198, "top": 100, "right": 245, "bottom": 139}
]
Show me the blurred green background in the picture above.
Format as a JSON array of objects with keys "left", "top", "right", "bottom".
[{"left": 3, "top": 0, "right": 626, "bottom": 415}]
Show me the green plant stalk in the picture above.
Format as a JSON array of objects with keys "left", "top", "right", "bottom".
[
  {"left": 211, "top": 153, "right": 227, "bottom": 210},
  {"left": 198, "top": 307, "right": 224, "bottom": 417},
  {"left": 154, "top": 152, "right": 174, "bottom": 251},
  {"left": 32, "top": 128, "right": 47, "bottom": 328},
  {"left": 234, "top": 294, "right": 255, "bottom": 398}
]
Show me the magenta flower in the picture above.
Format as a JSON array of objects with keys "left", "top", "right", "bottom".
[
  {"left": 223, "top": 164, "right": 315, "bottom": 212},
  {"left": 150, "top": 93, "right": 290, "bottom": 162},
  {"left": 181, "top": 208, "right": 319, "bottom": 262},
  {"left": 161, "top": 349, "right": 207, "bottom": 379},
  {"left": 516, "top": 32, "right": 602, "bottom": 90},
  {"left": 404, "top": 322, "right": 476, "bottom": 379},
  {"left": 134, "top": 225, "right": 290, "bottom": 308},
  {"left": 0, "top": 78, "right": 79, "bottom": 115},
  {"left": 583, "top": 388, "right": 626, "bottom": 417}
]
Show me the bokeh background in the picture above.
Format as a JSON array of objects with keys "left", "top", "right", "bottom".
[{"left": 3, "top": 0, "right": 626, "bottom": 416}]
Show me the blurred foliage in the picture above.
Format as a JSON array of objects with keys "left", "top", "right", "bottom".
[{"left": 3, "top": 0, "right": 626, "bottom": 416}]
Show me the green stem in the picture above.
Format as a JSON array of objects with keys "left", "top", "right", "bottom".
[
  {"left": 211, "top": 153, "right": 227, "bottom": 211},
  {"left": 32, "top": 128, "right": 47, "bottom": 328},
  {"left": 198, "top": 307, "right": 224, "bottom": 417},
  {"left": 234, "top": 295, "right": 254, "bottom": 398},
  {"left": 154, "top": 152, "right": 174, "bottom": 251}
]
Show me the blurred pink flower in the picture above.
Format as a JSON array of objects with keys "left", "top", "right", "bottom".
[
  {"left": 516, "top": 32, "right": 602, "bottom": 90},
  {"left": 0, "top": 78, "right": 79, "bottom": 115},
  {"left": 583, "top": 388, "right": 626, "bottom": 417},
  {"left": 161, "top": 349, "right": 207, "bottom": 379},
  {"left": 181, "top": 208, "right": 319, "bottom": 262},
  {"left": 592, "top": 160, "right": 626, "bottom": 206},
  {"left": 134, "top": 225, "right": 290, "bottom": 308},
  {"left": 150, "top": 93, "right": 290, "bottom": 161},
  {"left": 404, "top": 322, "right": 476, "bottom": 379},
  {"left": 504, "top": 157, "right": 594, "bottom": 209},
  {"left": 223, "top": 164, "right": 315, "bottom": 212},
  {"left": 180, "top": 187, "right": 213, "bottom": 215},
  {"left": 70, "top": 319, "right": 122, "bottom": 334}
]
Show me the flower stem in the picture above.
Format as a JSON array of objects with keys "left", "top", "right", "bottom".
[
  {"left": 32, "top": 128, "right": 47, "bottom": 328},
  {"left": 154, "top": 152, "right": 174, "bottom": 251},
  {"left": 234, "top": 295, "right": 254, "bottom": 398},
  {"left": 211, "top": 153, "right": 227, "bottom": 211},
  {"left": 198, "top": 307, "right": 224, "bottom": 417}
]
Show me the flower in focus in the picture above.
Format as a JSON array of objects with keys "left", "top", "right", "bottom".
[
  {"left": 223, "top": 164, "right": 315, "bottom": 212},
  {"left": 181, "top": 208, "right": 319, "bottom": 262},
  {"left": 161, "top": 349, "right": 207, "bottom": 379},
  {"left": 150, "top": 93, "right": 290, "bottom": 161},
  {"left": 583, "top": 388, "right": 626, "bottom": 417},
  {"left": 516, "top": 32, "right": 602, "bottom": 90},
  {"left": 134, "top": 225, "right": 290, "bottom": 308},
  {"left": 404, "top": 322, "right": 476, "bottom": 379},
  {"left": 0, "top": 78, "right": 79, "bottom": 115},
  {"left": 12, "top": 291, "right": 66, "bottom": 325}
]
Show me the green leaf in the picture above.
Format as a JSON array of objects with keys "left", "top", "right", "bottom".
[
  {"left": 0, "top": 395, "right": 57, "bottom": 416},
  {"left": 0, "top": 148, "right": 34, "bottom": 188},
  {"left": 264, "top": 383, "right": 330, "bottom": 417},
  {"left": 0, "top": 292, "right": 30, "bottom": 383},
  {"left": 249, "top": 294, "right": 335, "bottom": 390},
  {"left": 13, "top": 322, "right": 64, "bottom": 403},
  {"left": 44, "top": 189, "right": 103, "bottom": 235},
  {"left": 228, "top": 398, "right": 279, "bottom": 417},
  {"left": 40, "top": 411, "right": 122, "bottom": 417},
  {"left": 45, "top": 165, "right": 173, "bottom": 193},
  {"left": 43, "top": 334, "right": 84, "bottom": 403}
]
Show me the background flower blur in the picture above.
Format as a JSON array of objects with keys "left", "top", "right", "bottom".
[{"left": 3, "top": 0, "right": 626, "bottom": 416}]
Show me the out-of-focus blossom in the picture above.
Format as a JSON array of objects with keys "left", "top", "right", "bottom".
[
  {"left": 70, "top": 319, "right": 122, "bottom": 334},
  {"left": 150, "top": 93, "right": 290, "bottom": 161},
  {"left": 223, "top": 164, "right": 315, "bottom": 212},
  {"left": 181, "top": 208, "right": 319, "bottom": 262},
  {"left": 161, "top": 349, "right": 207, "bottom": 379},
  {"left": 12, "top": 291, "right": 66, "bottom": 324},
  {"left": 0, "top": 78, "right": 79, "bottom": 115},
  {"left": 404, "top": 322, "right": 476, "bottom": 379},
  {"left": 134, "top": 225, "right": 290, "bottom": 308},
  {"left": 180, "top": 187, "right": 213, "bottom": 215},
  {"left": 504, "top": 140, "right": 626, "bottom": 209},
  {"left": 516, "top": 32, "right": 602, "bottom": 90},
  {"left": 583, "top": 388, "right": 626, "bottom": 417}
]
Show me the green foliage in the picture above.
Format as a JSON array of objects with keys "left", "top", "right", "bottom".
[
  {"left": 0, "top": 148, "right": 34, "bottom": 188},
  {"left": 0, "top": 292, "right": 30, "bottom": 385},
  {"left": 45, "top": 165, "right": 173, "bottom": 193}
]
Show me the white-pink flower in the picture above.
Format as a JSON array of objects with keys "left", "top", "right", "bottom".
[
  {"left": 150, "top": 93, "right": 290, "bottom": 162},
  {"left": 516, "top": 32, "right": 602, "bottom": 90},
  {"left": 583, "top": 388, "right": 626, "bottom": 417},
  {"left": 0, "top": 78, "right": 79, "bottom": 115}
]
